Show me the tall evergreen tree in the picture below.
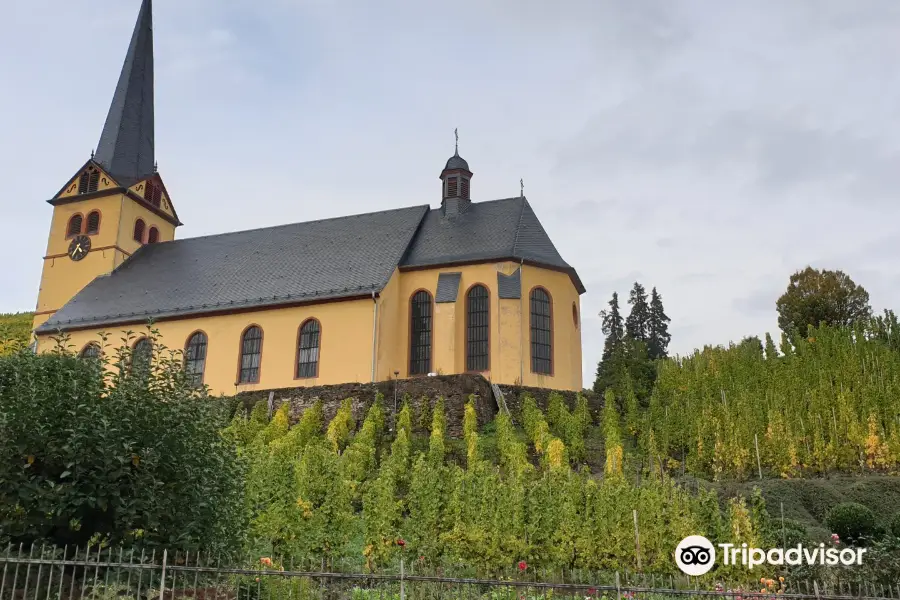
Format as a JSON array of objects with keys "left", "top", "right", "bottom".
[
  {"left": 625, "top": 282, "right": 651, "bottom": 343},
  {"left": 594, "top": 293, "right": 625, "bottom": 393},
  {"left": 647, "top": 287, "right": 671, "bottom": 360},
  {"left": 600, "top": 292, "right": 625, "bottom": 359}
]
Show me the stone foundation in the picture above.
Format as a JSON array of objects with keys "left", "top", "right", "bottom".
[{"left": 234, "top": 375, "right": 597, "bottom": 437}]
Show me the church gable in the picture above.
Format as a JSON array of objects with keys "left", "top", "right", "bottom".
[
  {"left": 54, "top": 160, "right": 118, "bottom": 200},
  {"left": 129, "top": 173, "right": 177, "bottom": 221}
]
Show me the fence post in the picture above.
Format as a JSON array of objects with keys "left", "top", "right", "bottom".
[
  {"left": 754, "top": 433, "right": 762, "bottom": 479},
  {"left": 814, "top": 581, "right": 820, "bottom": 600},
  {"left": 633, "top": 510, "right": 641, "bottom": 571},
  {"left": 615, "top": 571, "right": 621, "bottom": 600},
  {"left": 159, "top": 549, "right": 168, "bottom": 600},
  {"left": 400, "top": 557, "right": 405, "bottom": 600}
]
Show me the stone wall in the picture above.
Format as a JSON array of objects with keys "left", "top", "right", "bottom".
[
  {"left": 234, "top": 375, "right": 598, "bottom": 437},
  {"left": 497, "top": 384, "right": 601, "bottom": 418}
]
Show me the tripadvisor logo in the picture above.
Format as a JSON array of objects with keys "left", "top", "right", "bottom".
[{"left": 675, "top": 536, "right": 867, "bottom": 575}]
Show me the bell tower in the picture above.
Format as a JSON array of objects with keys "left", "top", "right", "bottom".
[{"left": 32, "top": 0, "right": 182, "bottom": 335}]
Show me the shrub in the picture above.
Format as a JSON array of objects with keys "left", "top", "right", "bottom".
[
  {"left": 0, "top": 331, "right": 245, "bottom": 551},
  {"left": 826, "top": 502, "right": 878, "bottom": 545},
  {"left": 890, "top": 512, "right": 900, "bottom": 539}
]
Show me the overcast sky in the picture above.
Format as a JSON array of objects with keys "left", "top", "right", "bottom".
[{"left": 4, "top": 0, "right": 900, "bottom": 385}]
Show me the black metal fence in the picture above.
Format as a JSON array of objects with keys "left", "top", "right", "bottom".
[{"left": 1, "top": 544, "right": 897, "bottom": 600}]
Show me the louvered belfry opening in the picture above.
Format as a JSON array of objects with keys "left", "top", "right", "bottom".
[
  {"left": 77, "top": 168, "right": 100, "bottom": 194},
  {"left": 447, "top": 176, "right": 459, "bottom": 198}
]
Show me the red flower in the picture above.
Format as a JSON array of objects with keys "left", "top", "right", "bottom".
[
  {"left": 396, "top": 538, "right": 406, "bottom": 547},
  {"left": 588, "top": 588, "right": 597, "bottom": 596},
  {"left": 517, "top": 560, "right": 528, "bottom": 572}
]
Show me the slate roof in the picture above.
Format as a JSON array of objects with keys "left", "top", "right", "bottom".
[
  {"left": 435, "top": 273, "right": 462, "bottom": 303},
  {"left": 497, "top": 269, "right": 522, "bottom": 299},
  {"left": 39, "top": 196, "right": 583, "bottom": 333},
  {"left": 95, "top": 0, "right": 156, "bottom": 183},
  {"left": 400, "top": 197, "right": 585, "bottom": 293},
  {"left": 37, "top": 205, "right": 429, "bottom": 332},
  {"left": 444, "top": 154, "right": 470, "bottom": 171}
]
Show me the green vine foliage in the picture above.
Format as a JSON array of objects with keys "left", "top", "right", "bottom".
[
  {"left": 642, "top": 322, "right": 900, "bottom": 480},
  {"left": 231, "top": 392, "right": 761, "bottom": 581},
  {"left": 0, "top": 327, "right": 245, "bottom": 552}
]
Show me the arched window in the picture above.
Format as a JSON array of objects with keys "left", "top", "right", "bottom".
[
  {"left": 296, "top": 319, "right": 321, "bottom": 378},
  {"left": 132, "top": 338, "right": 153, "bottom": 378},
  {"left": 148, "top": 227, "right": 159, "bottom": 244},
  {"left": 86, "top": 211, "right": 101, "bottom": 235},
  {"left": 77, "top": 168, "right": 100, "bottom": 194},
  {"left": 79, "top": 343, "right": 101, "bottom": 359},
  {"left": 133, "top": 219, "right": 145, "bottom": 243},
  {"left": 466, "top": 284, "right": 490, "bottom": 371},
  {"left": 530, "top": 287, "right": 553, "bottom": 375},
  {"left": 184, "top": 332, "right": 208, "bottom": 386},
  {"left": 238, "top": 326, "right": 263, "bottom": 384},
  {"left": 409, "top": 290, "right": 433, "bottom": 375},
  {"left": 67, "top": 214, "right": 83, "bottom": 237}
]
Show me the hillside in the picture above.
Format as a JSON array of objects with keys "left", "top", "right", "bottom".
[{"left": 0, "top": 311, "right": 32, "bottom": 355}]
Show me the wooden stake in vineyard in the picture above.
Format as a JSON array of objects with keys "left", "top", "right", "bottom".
[
  {"left": 633, "top": 509, "right": 641, "bottom": 571},
  {"left": 754, "top": 433, "right": 762, "bottom": 479}
]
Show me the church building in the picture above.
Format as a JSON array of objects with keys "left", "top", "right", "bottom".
[{"left": 32, "top": 0, "right": 586, "bottom": 394}]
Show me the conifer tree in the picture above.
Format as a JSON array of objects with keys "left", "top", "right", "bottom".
[
  {"left": 625, "top": 282, "right": 651, "bottom": 342},
  {"left": 594, "top": 292, "right": 626, "bottom": 393},
  {"left": 647, "top": 287, "right": 671, "bottom": 360}
]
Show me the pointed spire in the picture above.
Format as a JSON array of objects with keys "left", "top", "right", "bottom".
[
  {"left": 94, "top": 0, "right": 155, "bottom": 183},
  {"left": 454, "top": 127, "right": 459, "bottom": 156}
]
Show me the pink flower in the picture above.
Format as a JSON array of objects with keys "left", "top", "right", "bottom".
[
  {"left": 831, "top": 533, "right": 840, "bottom": 544},
  {"left": 517, "top": 560, "right": 528, "bottom": 572}
]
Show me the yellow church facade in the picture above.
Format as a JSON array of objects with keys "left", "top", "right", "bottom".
[{"left": 31, "top": 0, "right": 586, "bottom": 394}]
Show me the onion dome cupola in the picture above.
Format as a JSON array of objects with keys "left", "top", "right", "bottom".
[{"left": 440, "top": 128, "right": 473, "bottom": 216}]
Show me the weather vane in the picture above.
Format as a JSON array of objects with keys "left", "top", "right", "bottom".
[
  {"left": 520, "top": 178, "right": 524, "bottom": 198},
  {"left": 454, "top": 128, "right": 459, "bottom": 154}
]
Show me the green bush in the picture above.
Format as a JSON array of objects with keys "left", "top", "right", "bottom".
[
  {"left": 890, "top": 512, "right": 900, "bottom": 539},
  {"left": 825, "top": 502, "right": 878, "bottom": 545},
  {"left": 0, "top": 330, "right": 245, "bottom": 551}
]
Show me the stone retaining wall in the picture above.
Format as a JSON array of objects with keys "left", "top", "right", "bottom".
[{"left": 234, "top": 375, "right": 598, "bottom": 437}]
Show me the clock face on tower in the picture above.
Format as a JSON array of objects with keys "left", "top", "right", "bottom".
[{"left": 68, "top": 235, "right": 91, "bottom": 261}]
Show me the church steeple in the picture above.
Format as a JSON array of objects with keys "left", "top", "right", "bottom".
[
  {"left": 440, "top": 128, "right": 473, "bottom": 216},
  {"left": 94, "top": 0, "right": 155, "bottom": 184}
]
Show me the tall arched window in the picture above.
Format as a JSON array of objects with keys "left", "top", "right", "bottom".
[
  {"left": 133, "top": 219, "right": 146, "bottom": 243},
  {"left": 79, "top": 343, "right": 101, "bottom": 360},
  {"left": 86, "top": 211, "right": 101, "bottom": 235},
  {"left": 67, "top": 214, "right": 83, "bottom": 238},
  {"left": 466, "top": 284, "right": 490, "bottom": 371},
  {"left": 409, "top": 290, "right": 433, "bottom": 375},
  {"left": 296, "top": 319, "right": 321, "bottom": 378},
  {"left": 238, "top": 326, "right": 263, "bottom": 384},
  {"left": 184, "top": 332, "right": 208, "bottom": 386},
  {"left": 530, "top": 287, "right": 553, "bottom": 375},
  {"left": 148, "top": 227, "right": 159, "bottom": 244},
  {"left": 132, "top": 338, "right": 153, "bottom": 378}
]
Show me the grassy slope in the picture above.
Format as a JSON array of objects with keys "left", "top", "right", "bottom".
[{"left": 711, "top": 475, "right": 900, "bottom": 541}]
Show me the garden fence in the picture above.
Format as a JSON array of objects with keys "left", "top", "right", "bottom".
[{"left": 1, "top": 543, "right": 897, "bottom": 600}]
